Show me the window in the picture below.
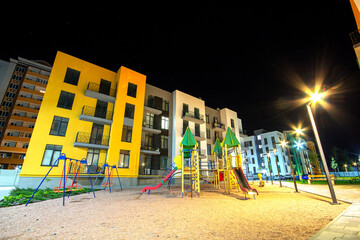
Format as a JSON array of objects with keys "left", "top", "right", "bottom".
[
  {"left": 264, "top": 137, "right": 268, "bottom": 145},
  {"left": 161, "top": 116, "right": 169, "bottom": 130},
  {"left": 207, "top": 144, "right": 211, "bottom": 155},
  {"left": 118, "top": 150, "right": 130, "bottom": 168},
  {"left": 257, "top": 135, "right": 261, "bottom": 140},
  {"left": 121, "top": 125, "right": 132, "bottom": 142},
  {"left": 162, "top": 100, "right": 169, "bottom": 111},
  {"left": 182, "top": 104, "right": 189, "bottom": 115},
  {"left": 64, "top": 68, "right": 80, "bottom": 86},
  {"left": 49, "top": 116, "right": 69, "bottom": 136},
  {"left": 41, "top": 144, "right": 62, "bottom": 166},
  {"left": 271, "top": 136, "right": 275, "bottom": 144},
  {"left": 57, "top": 90, "right": 75, "bottom": 110},
  {"left": 231, "top": 119, "right": 235, "bottom": 128},
  {"left": 194, "top": 107, "right": 200, "bottom": 119},
  {"left": 127, "top": 83, "right": 137, "bottom": 98},
  {"left": 252, "top": 158, "right": 255, "bottom": 164},
  {"left": 161, "top": 135, "right": 168, "bottom": 149},
  {"left": 145, "top": 113, "right": 154, "bottom": 128},
  {"left": 86, "top": 149, "right": 99, "bottom": 166},
  {"left": 251, "top": 149, "right": 254, "bottom": 155},
  {"left": 124, "top": 103, "right": 135, "bottom": 119},
  {"left": 160, "top": 156, "right": 168, "bottom": 170},
  {"left": 183, "top": 120, "right": 188, "bottom": 134},
  {"left": 206, "top": 128, "right": 210, "bottom": 139},
  {"left": 206, "top": 114, "right": 209, "bottom": 124}
]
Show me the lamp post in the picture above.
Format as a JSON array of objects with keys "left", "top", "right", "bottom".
[
  {"left": 266, "top": 152, "right": 274, "bottom": 185},
  {"left": 354, "top": 162, "right": 359, "bottom": 176},
  {"left": 281, "top": 132, "right": 299, "bottom": 193},
  {"left": 272, "top": 148, "right": 282, "bottom": 187},
  {"left": 306, "top": 91, "right": 338, "bottom": 204}
]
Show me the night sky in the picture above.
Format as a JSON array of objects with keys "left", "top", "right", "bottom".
[{"left": 1, "top": 2, "right": 360, "bottom": 156}]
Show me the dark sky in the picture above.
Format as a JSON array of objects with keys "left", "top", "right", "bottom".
[{"left": 1, "top": 2, "right": 360, "bottom": 156}]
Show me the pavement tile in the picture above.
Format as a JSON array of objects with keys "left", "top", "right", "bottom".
[
  {"left": 341, "top": 233, "right": 360, "bottom": 239},
  {"left": 315, "top": 231, "right": 344, "bottom": 240}
]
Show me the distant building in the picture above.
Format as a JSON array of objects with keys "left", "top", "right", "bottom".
[
  {"left": 0, "top": 57, "right": 51, "bottom": 169},
  {"left": 242, "top": 130, "right": 292, "bottom": 177}
]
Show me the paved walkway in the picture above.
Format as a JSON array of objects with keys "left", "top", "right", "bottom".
[{"left": 275, "top": 181, "right": 360, "bottom": 240}]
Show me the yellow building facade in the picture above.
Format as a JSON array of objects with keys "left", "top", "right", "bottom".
[{"left": 19, "top": 52, "right": 146, "bottom": 187}]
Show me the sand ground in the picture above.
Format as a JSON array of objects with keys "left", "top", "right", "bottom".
[{"left": 0, "top": 183, "right": 349, "bottom": 240}]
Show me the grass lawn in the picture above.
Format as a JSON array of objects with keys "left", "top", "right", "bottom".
[
  {"left": 0, "top": 188, "right": 93, "bottom": 207},
  {"left": 285, "top": 176, "right": 360, "bottom": 185}
]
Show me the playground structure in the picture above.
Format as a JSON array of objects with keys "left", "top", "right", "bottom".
[
  {"left": 93, "top": 163, "right": 123, "bottom": 193},
  {"left": 26, "top": 153, "right": 96, "bottom": 206},
  {"left": 142, "top": 127, "right": 259, "bottom": 199}
]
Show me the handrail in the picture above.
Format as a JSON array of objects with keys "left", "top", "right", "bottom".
[
  {"left": 75, "top": 132, "right": 109, "bottom": 146},
  {"left": 81, "top": 105, "right": 113, "bottom": 120},
  {"left": 87, "top": 82, "right": 116, "bottom": 97}
]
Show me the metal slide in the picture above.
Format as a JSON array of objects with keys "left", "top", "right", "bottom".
[
  {"left": 233, "top": 167, "right": 259, "bottom": 196},
  {"left": 142, "top": 169, "right": 176, "bottom": 194}
]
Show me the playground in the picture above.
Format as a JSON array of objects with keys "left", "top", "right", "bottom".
[{"left": 0, "top": 184, "right": 349, "bottom": 239}]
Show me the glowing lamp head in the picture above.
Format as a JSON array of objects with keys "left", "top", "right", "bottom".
[
  {"left": 294, "top": 139, "right": 305, "bottom": 150},
  {"left": 310, "top": 92, "right": 323, "bottom": 103},
  {"left": 280, "top": 140, "right": 287, "bottom": 148}
]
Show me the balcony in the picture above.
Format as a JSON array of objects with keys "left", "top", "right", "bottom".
[
  {"left": 212, "top": 122, "right": 226, "bottom": 132},
  {"left": 79, "top": 105, "right": 113, "bottom": 125},
  {"left": 182, "top": 128, "right": 206, "bottom": 142},
  {"left": 142, "top": 121, "right": 161, "bottom": 134},
  {"left": 0, "top": 146, "right": 27, "bottom": 154},
  {"left": 182, "top": 111, "right": 205, "bottom": 124},
  {"left": 144, "top": 99, "right": 162, "bottom": 115},
  {"left": 140, "top": 142, "right": 160, "bottom": 155},
  {"left": 85, "top": 82, "right": 116, "bottom": 103},
  {"left": 73, "top": 132, "right": 109, "bottom": 150},
  {"left": 2, "top": 135, "right": 30, "bottom": 143}
]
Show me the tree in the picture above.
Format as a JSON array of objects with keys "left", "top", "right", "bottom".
[{"left": 330, "top": 157, "right": 338, "bottom": 172}]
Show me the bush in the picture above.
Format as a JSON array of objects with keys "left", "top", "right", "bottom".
[{"left": 0, "top": 187, "right": 91, "bottom": 207}]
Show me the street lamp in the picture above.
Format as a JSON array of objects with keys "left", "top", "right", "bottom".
[
  {"left": 306, "top": 91, "right": 338, "bottom": 204},
  {"left": 272, "top": 148, "right": 282, "bottom": 187},
  {"left": 280, "top": 136, "right": 299, "bottom": 193},
  {"left": 353, "top": 162, "right": 359, "bottom": 176},
  {"left": 266, "top": 152, "right": 274, "bottom": 185}
]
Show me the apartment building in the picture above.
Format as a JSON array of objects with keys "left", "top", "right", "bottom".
[
  {"left": 0, "top": 57, "right": 51, "bottom": 169},
  {"left": 140, "top": 84, "right": 173, "bottom": 177},
  {"left": 242, "top": 130, "right": 292, "bottom": 177},
  {"left": 19, "top": 52, "right": 146, "bottom": 188},
  {"left": 18, "top": 52, "right": 247, "bottom": 188}
]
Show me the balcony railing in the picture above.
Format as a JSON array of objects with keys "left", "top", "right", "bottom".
[
  {"left": 87, "top": 82, "right": 116, "bottom": 97},
  {"left": 350, "top": 29, "right": 360, "bottom": 45},
  {"left": 144, "top": 98, "right": 162, "bottom": 110},
  {"left": 182, "top": 111, "right": 205, "bottom": 122},
  {"left": 75, "top": 132, "right": 109, "bottom": 146},
  {"left": 141, "top": 142, "right": 160, "bottom": 152},
  {"left": 81, "top": 105, "right": 113, "bottom": 120},
  {"left": 143, "top": 121, "right": 161, "bottom": 130},
  {"left": 213, "top": 122, "right": 225, "bottom": 130}
]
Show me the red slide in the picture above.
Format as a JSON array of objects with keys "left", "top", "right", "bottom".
[{"left": 142, "top": 169, "right": 176, "bottom": 193}]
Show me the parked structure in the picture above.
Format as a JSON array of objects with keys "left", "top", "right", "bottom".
[{"left": 0, "top": 57, "right": 51, "bottom": 169}]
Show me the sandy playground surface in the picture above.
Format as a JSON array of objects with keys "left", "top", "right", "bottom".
[{"left": 0, "top": 183, "right": 349, "bottom": 240}]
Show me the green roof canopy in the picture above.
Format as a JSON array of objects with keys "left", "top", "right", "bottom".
[
  {"left": 221, "top": 127, "right": 240, "bottom": 148},
  {"left": 180, "top": 127, "right": 198, "bottom": 149},
  {"left": 211, "top": 138, "right": 222, "bottom": 154}
]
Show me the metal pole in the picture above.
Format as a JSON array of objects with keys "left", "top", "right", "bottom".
[
  {"left": 274, "top": 152, "right": 282, "bottom": 187},
  {"left": 267, "top": 154, "right": 273, "bottom": 185},
  {"left": 283, "top": 132, "right": 299, "bottom": 193},
  {"left": 306, "top": 104, "right": 338, "bottom": 204}
]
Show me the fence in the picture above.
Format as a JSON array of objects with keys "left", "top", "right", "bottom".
[
  {"left": 0, "top": 169, "right": 21, "bottom": 186},
  {"left": 329, "top": 171, "right": 360, "bottom": 177}
]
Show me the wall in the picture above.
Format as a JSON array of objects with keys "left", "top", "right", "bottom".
[{"left": 171, "top": 90, "right": 206, "bottom": 162}]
